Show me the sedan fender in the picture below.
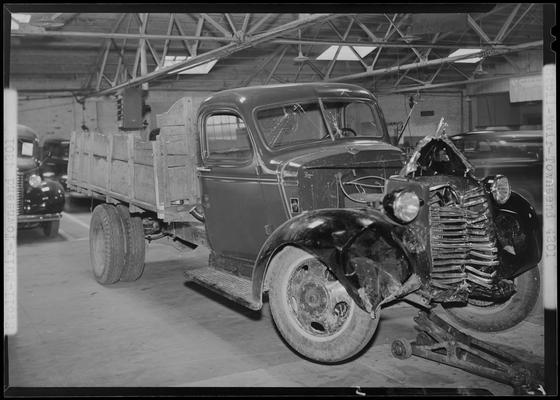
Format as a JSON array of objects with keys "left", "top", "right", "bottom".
[
  {"left": 251, "top": 208, "right": 425, "bottom": 312},
  {"left": 25, "top": 179, "right": 65, "bottom": 214}
]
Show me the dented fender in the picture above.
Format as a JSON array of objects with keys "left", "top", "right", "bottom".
[
  {"left": 252, "top": 208, "right": 425, "bottom": 312},
  {"left": 494, "top": 191, "right": 542, "bottom": 278}
]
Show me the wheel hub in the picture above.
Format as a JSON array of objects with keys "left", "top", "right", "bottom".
[
  {"left": 287, "top": 258, "right": 352, "bottom": 336},
  {"left": 298, "top": 282, "right": 328, "bottom": 316}
]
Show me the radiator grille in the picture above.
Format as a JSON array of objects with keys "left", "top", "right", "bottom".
[
  {"left": 429, "top": 185, "right": 498, "bottom": 290},
  {"left": 17, "top": 171, "right": 24, "bottom": 215}
]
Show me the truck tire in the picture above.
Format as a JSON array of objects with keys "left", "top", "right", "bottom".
[
  {"left": 268, "top": 246, "right": 379, "bottom": 363},
  {"left": 90, "top": 204, "right": 125, "bottom": 285},
  {"left": 444, "top": 267, "right": 540, "bottom": 332},
  {"left": 116, "top": 204, "right": 146, "bottom": 282},
  {"left": 42, "top": 220, "right": 60, "bottom": 237}
]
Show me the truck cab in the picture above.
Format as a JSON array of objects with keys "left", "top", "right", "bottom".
[{"left": 196, "top": 83, "right": 403, "bottom": 265}]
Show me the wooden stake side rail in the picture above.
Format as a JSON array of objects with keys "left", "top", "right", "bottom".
[{"left": 67, "top": 98, "right": 203, "bottom": 222}]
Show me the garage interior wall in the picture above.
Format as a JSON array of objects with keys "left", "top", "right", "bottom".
[
  {"left": 17, "top": 90, "right": 212, "bottom": 144},
  {"left": 378, "top": 92, "right": 465, "bottom": 145}
]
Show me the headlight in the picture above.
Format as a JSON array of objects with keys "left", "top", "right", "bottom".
[
  {"left": 28, "top": 174, "right": 42, "bottom": 188},
  {"left": 384, "top": 190, "right": 421, "bottom": 223},
  {"left": 489, "top": 175, "right": 511, "bottom": 204}
]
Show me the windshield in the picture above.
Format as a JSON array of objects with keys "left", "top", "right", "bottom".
[
  {"left": 18, "top": 139, "right": 35, "bottom": 158},
  {"left": 256, "top": 98, "right": 386, "bottom": 149}
]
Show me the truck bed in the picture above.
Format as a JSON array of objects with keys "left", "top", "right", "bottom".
[{"left": 67, "top": 97, "right": 203, "bottom": 222}]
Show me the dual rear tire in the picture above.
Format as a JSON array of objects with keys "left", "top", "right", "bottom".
[{"left": 90, "top": 203, "right": 145, "bottom": 285}]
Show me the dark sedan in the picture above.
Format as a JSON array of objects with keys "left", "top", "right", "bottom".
[
  {"left": 17, "top": 125, "right": 65, "bottom": 237},
  {"left": 450, "top": 128, "right": 543, "bottom": 215}
]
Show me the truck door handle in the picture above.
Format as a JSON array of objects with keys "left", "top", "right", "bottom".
[{"left": 196, "top": 166, "right": 212, "bottom": 173}]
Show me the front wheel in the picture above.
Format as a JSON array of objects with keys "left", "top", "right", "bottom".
[
  {"left": 268, "top": 246, "right": 379, "bottom": 363},
  {"left": 444, "top": 267, "right": 540, "bottom": 332}
]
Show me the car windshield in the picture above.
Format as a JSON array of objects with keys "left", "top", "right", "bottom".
[
  {"left": 18, "top": 139, "right": 35, "bottom": 158},
  {"left": 256, "top": 99, "right": 386, "bottom": 149}
]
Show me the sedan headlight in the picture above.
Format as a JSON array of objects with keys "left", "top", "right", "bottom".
[
  {"left": 488, "top": 175, "right": 511, "bottom": 204},
  {"left": 28, "top": 174, "right": 42, "bottom": 188},
  {"left": 384, "top": 190, "right": 421, "bottom": 223}
]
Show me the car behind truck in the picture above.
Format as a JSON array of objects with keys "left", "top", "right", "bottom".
[{"left": 67, "top": 83, "right": 542, "bottom": 363}]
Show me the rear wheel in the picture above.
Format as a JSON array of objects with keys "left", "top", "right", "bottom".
[
  {"left": 90, "top": 204, "right": 125, "bottom": 285},
  {"left": 42, "top": 220, "right": 60, "bottom": 237},
  {"left": 116, "top": 204, "right": 146, "bottom": 282},
  {"left": 268, "top": 246, "right": 379, "bottom": 363},
  {"left": 444, "top": 268, "right": 540, "bottom": 332}
]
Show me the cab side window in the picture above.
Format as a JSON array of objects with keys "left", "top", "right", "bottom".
[{"left": 204, "top": 113, "right": 252, "bottom": 163}]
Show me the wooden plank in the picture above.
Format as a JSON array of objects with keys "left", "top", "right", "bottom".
[
  {"left": 165, "top": 155, "right": 190, "bottom": 167},
  {"left": 152, "top": 139, "right": 164, "bottom": 212},
  {"left": 87, "top": 131, "right": 94, "bottom": 189},
  {"left": 133, "top": 164, "right": 156, "bottom": 205},
  {"left": 134, "top": 148, "right": 154, "bottom": 166},
  {"left": 106, "top": 133, "right": 113, "bottom": 202},
  {"left": 91, "top": 155, "right": 108, "bottom": 187},
  {"left": 110, "top": 159, "right": 130, "bottom": 195},
  {"left": 67, "top": 131, "right": 76, "bottom": 183},
  {"left": 167, "top": 165, "right": 197, "bottom": 204},
  {"left": 112, "top": 133, "right": 128, "bottom": 161},
  {"left": 127, "top": 133, "right": 135, "bottom": 200},
  {"left": 93, "top": 131, "right": 108, "bottom": 156},
  {"left": 162, "top": 131, "right": 188, "bottom": 155},
  {"left": 160, "top": 130, "right": 170, "bottom": 207},
  {"left": 156, "top": 97, "right": 187, "bottom": 127}
]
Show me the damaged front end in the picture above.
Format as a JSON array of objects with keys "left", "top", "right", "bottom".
[{"left": 390, "top": 119, "right": 542, "bottom": 305}]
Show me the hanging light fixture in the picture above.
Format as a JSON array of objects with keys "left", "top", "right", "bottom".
[
  {"left": 474, "top": 60, "right": 489, "bottom": 76},
  {"left": 294, "top": 29, "right": 309, "bottom": 63}
]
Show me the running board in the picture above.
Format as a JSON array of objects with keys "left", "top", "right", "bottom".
[{"left": 184, "top": 266, "right": 261, "bottom": 311}]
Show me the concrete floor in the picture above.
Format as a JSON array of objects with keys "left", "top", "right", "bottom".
[{"left": 8, "top": 199, "right": 545, "bottom": 394}]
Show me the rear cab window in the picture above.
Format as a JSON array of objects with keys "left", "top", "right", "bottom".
[{"left": 203, "top": 112, "right": 252, "bottom": 164}]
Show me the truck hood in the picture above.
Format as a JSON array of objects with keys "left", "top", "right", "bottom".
[{"left": 269, "top": 140, "right": 403, "bottom": 178}]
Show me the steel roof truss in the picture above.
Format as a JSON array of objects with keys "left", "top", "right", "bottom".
[
  {"left": 494, "top": 4, "right": 522, "bottom": 43},
  {"left": 467, "top": 14, "right": 492, "bottom": 44}
]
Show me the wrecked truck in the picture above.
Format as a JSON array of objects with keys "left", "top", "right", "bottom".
[{"left": 67, "top": 83, "right": 541, "bottom": 363}]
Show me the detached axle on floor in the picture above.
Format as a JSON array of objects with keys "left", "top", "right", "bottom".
[{"left": 391, "top": 309, "right": 545, "bottom": 395}]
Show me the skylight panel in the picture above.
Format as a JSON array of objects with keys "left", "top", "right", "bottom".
[
  {"left": 11, "top": 13, "right": 31, "bottom": 30},
  {"left": 449, "top": 48, "right": 482, "bottom": 64},
  {"left": 161, "top": 55, "right": 217, "bottom": 74},
  {"left": 316, "top": 46, "right": 377, "bottom": 61}
]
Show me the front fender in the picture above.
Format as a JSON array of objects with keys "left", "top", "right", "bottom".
[
  {"left": 26, "top": 180, "right": 65, "bottom": 214},
  {"left": 252, "top": 208, "right": 422, "bottom": 311},
  {"left": 494, "top": 191, "right": 542, "bottom": 278}
]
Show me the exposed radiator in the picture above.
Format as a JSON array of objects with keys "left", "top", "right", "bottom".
[
  {"left": 429, "top": 185, "right": 499, "bottom": 290},
  {"left": 17, "top": 171, "right": 24, "bottom": 215}
]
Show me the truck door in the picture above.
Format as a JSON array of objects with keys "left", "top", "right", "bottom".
[{"left": 198, "top": 110, "right": 267, "bottom": 261}]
